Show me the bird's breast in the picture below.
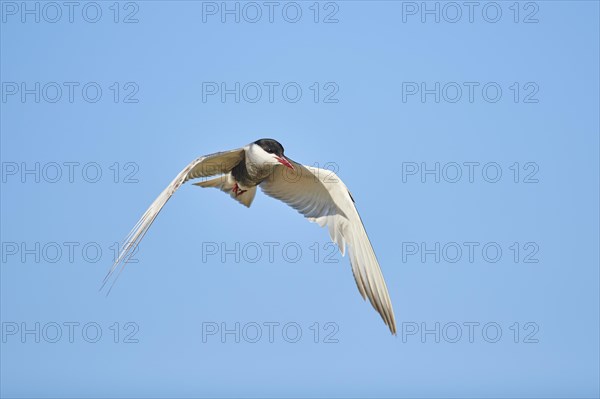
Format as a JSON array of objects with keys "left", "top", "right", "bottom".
[{"left": 231, "top": 160, "right": 270, "bottom": 187}]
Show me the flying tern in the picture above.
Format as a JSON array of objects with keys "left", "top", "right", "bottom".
[{"left": 102, "top": 139, "right": 397, "bottom": 334}]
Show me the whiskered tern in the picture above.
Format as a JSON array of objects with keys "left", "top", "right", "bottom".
[{"left": 103, "top": 139, "right": 397, "bottom": 334}]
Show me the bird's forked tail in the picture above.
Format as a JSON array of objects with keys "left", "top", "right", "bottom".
[{"left": 193, "top": 175, "right": 256, "bottom": 208}]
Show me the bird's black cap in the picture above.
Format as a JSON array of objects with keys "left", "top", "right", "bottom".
[{"left": 254, "top": 138, "right": 285, "bottom": 156}]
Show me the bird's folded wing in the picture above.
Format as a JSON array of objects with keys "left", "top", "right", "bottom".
[
  {"left": 101, "top": 148, "right": 245, "bottom": 293},
  {"left": 260, "top": 162, "right": 397, "bottom": 334}
]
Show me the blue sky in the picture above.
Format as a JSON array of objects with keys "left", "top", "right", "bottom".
[{"left": 1, "top": 1, "right": 599, "bottom": 398}]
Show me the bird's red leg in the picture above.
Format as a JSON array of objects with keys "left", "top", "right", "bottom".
[{"left": 232, "top": 183, "right": 247, "bottom": 197}]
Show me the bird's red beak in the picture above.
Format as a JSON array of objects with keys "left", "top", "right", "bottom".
[{"left": 275, "top": 156, "right": 294, "bottom": 170}]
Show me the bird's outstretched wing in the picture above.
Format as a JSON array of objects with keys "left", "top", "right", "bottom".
[
  {"left": 101, "top": 148, "right": 245, "bottom": 293},
  {"left": 260, "top": 162, "right": 397, "bottom": 334}
]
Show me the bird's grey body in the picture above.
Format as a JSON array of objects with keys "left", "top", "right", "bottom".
[
  {"left": 194, "top": 139, "right": 295, "bottom": 207},
  {"left": 103, "top": 138, "right": 397, "bottom": 334},
  {"left": 230, "top": 154, "right": 271, "bottom": 187}
]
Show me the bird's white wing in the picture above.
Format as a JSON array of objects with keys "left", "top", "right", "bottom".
[
  {"left": 101, "top": 148, "right": 245, "bottom": 293},
  {"left": 260, "top": 162, "right": 397, "bottom": 334}
]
